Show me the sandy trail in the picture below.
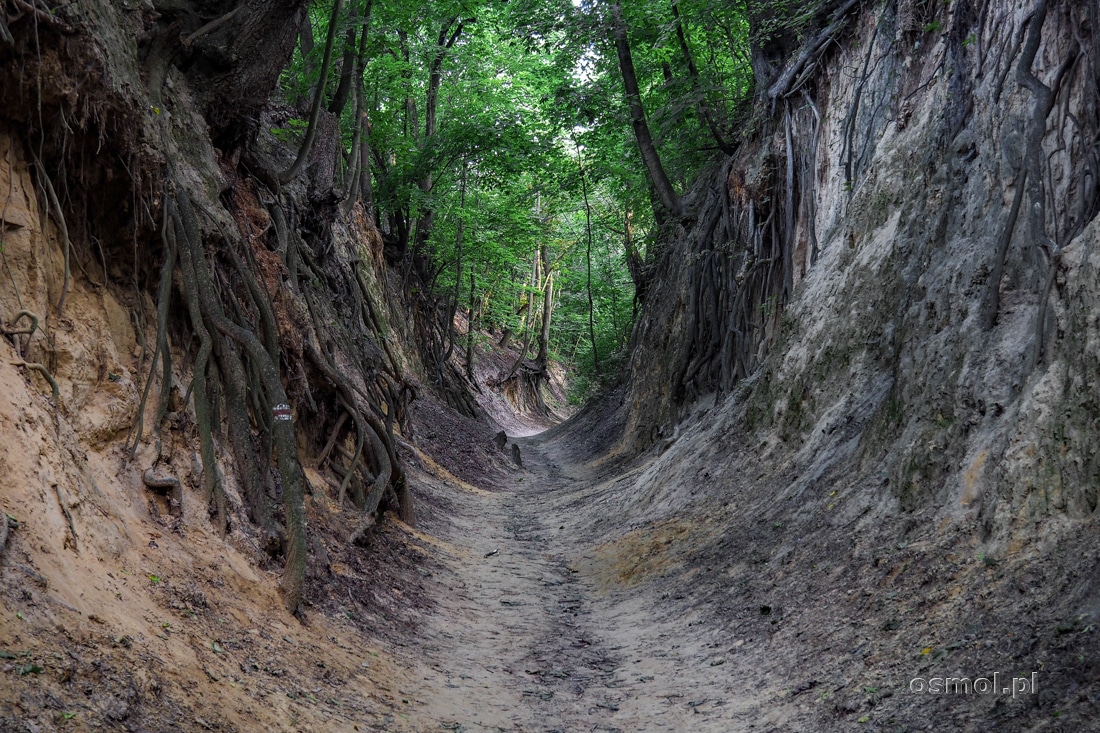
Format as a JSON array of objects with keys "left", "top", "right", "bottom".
[{"left": 396, "top": 434, "right": 759, "bottom": 732}]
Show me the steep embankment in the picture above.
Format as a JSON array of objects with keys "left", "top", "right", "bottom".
[
  {"left": 565, "top": 0, "right": 1100, "bottom": 729},
  {"left": 0, "top": 1, "right": 482, "bottom": 729},
  {"left": 1, "top": 0, "right": 1098, "bottom": 731}
]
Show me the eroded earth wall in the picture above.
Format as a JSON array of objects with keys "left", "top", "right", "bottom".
[{"left": 628, "top": 0, "right": 1100, "bottom": 536}]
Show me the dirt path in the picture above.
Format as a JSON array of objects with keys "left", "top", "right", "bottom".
[{"left": 395, "top": 435, "right": 763, "bottom": 732}]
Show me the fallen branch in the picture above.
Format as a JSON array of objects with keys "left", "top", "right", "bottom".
[
  {"left": 347, "top": 514, "right": 376, "bottom": 546},
  {"left": 181, "top": 6, "right": 240, "bottom": 46},
  {"left": 394, "top": 436, "right": 425, "bottom": 468}
]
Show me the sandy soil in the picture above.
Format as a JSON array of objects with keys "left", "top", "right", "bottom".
[
  {"left": 386, "top": 394, "right": 1100, "bottom": 733},
  {"left": 3, "top": 373, "right": 1097, "bottom": 732},
  {"left": 393, "top": 436, "right": 758, "bottom": 733}
]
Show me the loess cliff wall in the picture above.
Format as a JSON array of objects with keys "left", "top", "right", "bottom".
[
  {"left": 626, "top": 0, "right": 1100, "bottom": 537},
  {"left": 580, "top": 0, "right": 1100, "bottom": 727}
]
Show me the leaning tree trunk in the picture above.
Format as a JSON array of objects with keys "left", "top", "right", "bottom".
[
  {"left": 579, "top": 159, "right": 599, "bottom": 370},
  {"left": 670, "top": 0, "right": 734, "bottom": 154},
  {"left": 535, "top": 243, "right": 553, "bottom": 372},
  {"left": 606, "top": 0, "right": 683, "bottom": 218}
]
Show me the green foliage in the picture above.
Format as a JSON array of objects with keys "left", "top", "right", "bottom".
[
  {"left": 276, "top": 0, "right": 753, "bottom": 396},
  {"left": 270, "top": 118, "right": 308, "bottom": 142}
]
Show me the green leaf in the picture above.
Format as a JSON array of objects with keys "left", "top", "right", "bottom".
[
  {"left": 18, "top": 663, "right": 43, "bottom": 675},
  {"left": 149, "top": 574, "right": 162, "bottom": 584}
]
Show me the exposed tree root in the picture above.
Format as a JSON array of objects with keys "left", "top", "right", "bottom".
[
  {"left": 767, "top": 0, "right": 860, "bottom": 104},
  {"left": 142, "top": 467, "right": 183, "bottom": 518},
  {"left": 304, "top": 342, "right": 395, "bottom": 516},
  {"left": 336, "top": 397, "right": 368, "bottom": 507},
  {"left": 128, "top": 201, "right": 176, "bottom": 455},
  {"left": 11, "top": 358, "right": 59, "bottom": 401},
  {"left": 984, "top": 0, "right": 1077, "bottom": 332},
  {"left": 172, "top": 194, "right": 226, "bottom": 534},
  {"left": 317, "top": 410, "right": 349, "bottom": 469},
  {"left": 171, "top": 186, "right": 309, "bottom": 613},
  {"left": 53, "top": 483, "right": 77, "bottom": 552},
  {"left": 30, "top": 153, "right": 72, "bottom": 316},
  {"left": 3, "top": 309, "right": 39, "bottom": 361},
  {"left": 0, "top": 513, "right": 14, "bottom": 566},
  {"left": 2, "top": 309, "right": 38, "bottom": 336},
  {"left": 0, "top": 0, "right": 427, "bottom": 623}
]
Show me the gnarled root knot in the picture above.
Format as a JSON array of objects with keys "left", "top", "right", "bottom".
[{"left": 143, "top": 468, "right": 183, "bottom": 518}]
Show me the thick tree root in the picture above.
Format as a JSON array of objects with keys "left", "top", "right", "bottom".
[
  {"left": 129, "top": 202, "right": 177, "bottom": 454},
  {"left": 0, "top": 513, "right": 14, "bottom": 566},
  {"left": 174, "top": 188, "right": 309, "bottom": 613},
  {"left": 11, "top": 359, "right": 59, "bottom": 401},
  {"left": 3, "top": 309, "right": 40, "bottom": 361},
  {"left": 142, "top": 467, "right": 183, "bottom": 518},
  {"left": 30, "top": 153, "right": 72, "bottom": 315},
  {"left": 2, "top": 309, "right": 38, "bottom": 337},
  {"left": 172, "top": 196, "right": 226, "bottom": 533}
]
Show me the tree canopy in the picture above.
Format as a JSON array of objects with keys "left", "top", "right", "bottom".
[{"left": 282, "top": 0, "right": 755, "bottom": 400}]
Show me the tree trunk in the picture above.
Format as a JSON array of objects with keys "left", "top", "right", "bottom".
[
  {"left": 399, "top": 30, "right": 418, "bottom": 140},
  {"left": 670, "top": 0, "right": 734, "bottom": 154},
  {"left": 535, "top": 243, "right": 553, "bottom": 370},
  {"left": 439, "top": 159, "right": 467, "bottom": 378},
  {"left": 466, "top": 261, "right": 477, "bottom": 381},
  {"left": 521, "top": 248, "right": 540, "bottom": 342},
  {"left": 329, "top": 0, "right": 367, "bottom": 117},
  {"left": 296, "top": 5, "right": 316, "bottom": 110},
  {"left": 606, "top": 1, "right": 683, "bottom": 218},
  {"left": 624, "top": 210, "right": 646, "bottom": 305},
  {"left": 344, "top": 2, "right": 374, "bottom": 212},
  {"left": 279, "top": 0, "right": 345, "bottom": 184},
  {"left": 579, "top": 159, "right": 599, "bottom": 370},
  {"left": 413, "top": 18, "right": 466, "bottom": 260},
  {"left": 197, "top": 0, "right": 310, "bottom": 142}
]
